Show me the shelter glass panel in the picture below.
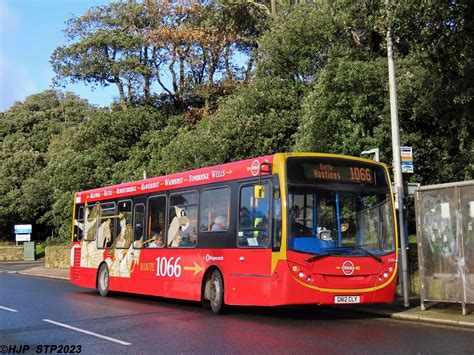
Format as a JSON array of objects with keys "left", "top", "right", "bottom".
[
  {"left": 460, "top": 185, "right": 474, "bottom": 303},
  {"left": 418, "top": 188, "right": 462, "bottom": 302}
]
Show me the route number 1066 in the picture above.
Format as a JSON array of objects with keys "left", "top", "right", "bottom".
[
  {"left": 156, "top": 257, "right": 182, "bottom": 277},
  {"left": 350, "top": 167, "right": 372, "bottom": 182}
]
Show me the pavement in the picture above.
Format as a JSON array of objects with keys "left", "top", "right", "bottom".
[{"left": 1, "top": 260, "right": 473, "bottom": 329}]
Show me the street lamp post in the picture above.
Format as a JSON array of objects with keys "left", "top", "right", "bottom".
[
  {"left": 361, "top": 148, "right": 380, "bottom": 162},
  {"left": 386, "top": 1, "right": 410, "bottom": 308}
]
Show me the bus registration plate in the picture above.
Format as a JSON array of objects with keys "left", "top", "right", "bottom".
[{"left": 334, "top": 296, "right": 360, "bottom": 304}]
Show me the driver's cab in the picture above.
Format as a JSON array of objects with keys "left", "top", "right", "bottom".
[{"left": 288, "top": 201, "right": 337, "bottom": 253}]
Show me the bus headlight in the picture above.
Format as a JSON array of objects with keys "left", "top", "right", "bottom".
[
  {"left": 289, "top": 262, "right": 314, "bottom": 284},
  {"left": 377, "top": 266, "right": 395, "bottom": 283}
]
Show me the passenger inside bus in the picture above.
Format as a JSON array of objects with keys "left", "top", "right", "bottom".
[
  {"left": 169, "top": 234, "right": 182, "bottom": 247},
  {"left": 211, "top": 216, "right": 227, "bottom": 231},
  {"left": 179, "top": 230, "right": 197, "bottom": 247},
  {"left": 149, "top": 231, "right": 165, "bottom": 248}
]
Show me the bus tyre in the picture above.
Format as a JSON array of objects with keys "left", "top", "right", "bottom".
[
  {"left": 97, "top": 264, "right": 110, "bottom": 297},
  {"left": 209, "top": 270, "right": 225, "bottom": 314}
]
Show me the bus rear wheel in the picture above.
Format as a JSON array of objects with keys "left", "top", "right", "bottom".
[
  {"left": 97, "top": 263, "right": 109, "bottom": 297},
  {"left": 209, "top": 270, "right": 225, "bottom": 314}
]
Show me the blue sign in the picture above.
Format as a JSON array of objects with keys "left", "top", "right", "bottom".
[{"left": 14, "top": 224, "right": 32, "bottom": 234}]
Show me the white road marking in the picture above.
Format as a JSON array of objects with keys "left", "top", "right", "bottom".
[
  {"left": 0, "top": 306, "right": 18, "bottom": 312},
  {"left": 42, "top": 319, "right": 131, "bottom": 346}
]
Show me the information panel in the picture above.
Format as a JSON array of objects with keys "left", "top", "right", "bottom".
[{"left": 287, "top": 157, "right": 389, "bottom": 188}]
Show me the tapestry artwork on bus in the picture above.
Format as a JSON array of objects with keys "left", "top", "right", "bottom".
[{"left": 74, "top": 202, "right": 142, "bottom": 278}]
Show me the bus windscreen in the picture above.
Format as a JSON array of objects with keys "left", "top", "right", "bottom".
[{"left": 286, "top": 157, "right": 395, "bottom": 256}]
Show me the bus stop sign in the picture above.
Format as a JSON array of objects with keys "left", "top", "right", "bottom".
[{"left": 400, "top": 146, "right": 414, "bottom": 173}]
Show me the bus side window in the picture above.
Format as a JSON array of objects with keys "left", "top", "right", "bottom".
[
  {"left": 238, "top": 184, "right": 271, "bottom": 248},
  {"left": 147, "top": 196, "right": 166, "bottom": 248},
  {"left": 168, "top": 192, "right": 198, "bottom": 248},
  {"left": 84, "top": 203, "right": 100, "bottom": 241},
  {"left": 74, "top": 206, "right": 84, "bottom": 241},
  {"left": 116, "top": 200, "right": 132, "bottom": 249},
  {"left": 98, "top": 202, "right": 116, "bottom": 249},
  {"left": 200, "top": 187, "right": 230, "bottom": 232},
  {"left": 133, "top": 204, "right": 145, "bottom": 246}
]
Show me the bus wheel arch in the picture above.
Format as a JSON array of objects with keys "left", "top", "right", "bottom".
[
  {"left": 201, "top": 266, "right": 225, "bottom": 314},
  {"left": 96, "top": 262, "right": 110, "bottom": 297}
]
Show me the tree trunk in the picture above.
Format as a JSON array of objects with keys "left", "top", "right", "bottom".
[
  {"left": 115, "top": 77, "right": 128, "bottom": 111},
  {"left": 179, "top": 54, "right": 185, "bottom": 99},
  {"left": 225, "top": 44, "right": 233, "bottom": 79},
  {"left": 126, "top": 77, "right": 133, "bottom": 106},
  {"left": 245, "top": 48, "right": 257, "bottom": 82},
  {"left": 170, "top": 50, "right": 178, "bottom": 99},
  {"left": 143, "top": 46, "right": 151, "bottom": 100}
]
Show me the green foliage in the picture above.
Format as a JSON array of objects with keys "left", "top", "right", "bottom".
[
  {"left": 158, "top": 75, "right": 303, "bottom": 172},
  {"left": 0, "top": 91, "right": 90, "bottom": 241},
  {"left": 290, "top": 1, "right": 473, "bottom": 184},
  {"left": 295, "top": 57, "right": 388, "bottom": 156},
  {"left": 258, "top": 3, "right": 342, "bottom": 81},
  {"left": 51, "top": 1, "right": 155, "bottom": 109}
]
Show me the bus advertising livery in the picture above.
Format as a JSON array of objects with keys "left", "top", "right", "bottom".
[{"left": 70, "top": 153, "right": 398, "bottom": 313}]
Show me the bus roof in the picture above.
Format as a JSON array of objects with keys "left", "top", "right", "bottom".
[
  {"left": 74, "top": 153, "right": 386, "bottom": 205},
  {"left": 75, "top": 155, "right": 274, "bottom": 204}
]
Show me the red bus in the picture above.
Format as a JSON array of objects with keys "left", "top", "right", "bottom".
[{"left": 70, "top": 153, "right": 398, "bottom": 313}]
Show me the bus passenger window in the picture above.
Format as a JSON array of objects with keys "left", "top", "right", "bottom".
[
  {"left": 147, "top": 196, "right": 166, "bottom": 248},
  {"left": 74, "top": 206, "right": 84, "bottom": 241},
  {"left": 98, "top": 202, "right": 116, "bottom": 249},
  {"left": 200, "top": 188, "right": 230, "bottom": 232},
  {"left": 168, "top": 192, "right": 198, "bottom": 248},
  {"left": 116, "top": 200, "right": 132, "bottom": 249},
  {"left": 84, "top": 203, "right": 100, "bottom": 241},
  {"left": 133, "top": 204, "right": 145, "bottom": 246},
  {"left": 238, "top": 184, "right": 271, "bottom": 248}
]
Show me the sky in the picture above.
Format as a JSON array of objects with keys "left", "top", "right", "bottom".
[{"left": 0, "top": 0, "right": 117, "bottom": 111}]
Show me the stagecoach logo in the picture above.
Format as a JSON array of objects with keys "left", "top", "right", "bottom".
[
  {"left": 205, "top": 254, "right": 224, "bottom": 262},
  {"left": 250, "top": 160, "right": 260, "bottom": 176},
  {"left": 341, "top": 260, "right": 355, "bottom": 275}
]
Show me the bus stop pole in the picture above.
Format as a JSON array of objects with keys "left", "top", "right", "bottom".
[{"left": 386, "top": 2, "right": 410, "bottom": 308}]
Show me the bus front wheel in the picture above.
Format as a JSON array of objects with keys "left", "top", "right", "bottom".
[
  {"left": 97, "top": 263, "right": 109, "bottom": 297},
  {"left": 209, "top": 270, "right": 225, "bottom": 314}
]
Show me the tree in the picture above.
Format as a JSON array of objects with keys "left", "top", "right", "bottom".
[
  {"left": 292, "top": 1, "right": 473, "bottom": 184},
  {"left": 51, "top": 1, "right": 157, "bottom": 110},
  {"left": 0, "top": 91, "right": 89, "bottom": 241},
  {"left": 294, "top": 57, "right": 389, "bottom": 156},
  {"left": 52, "top": 0, "right": 269, "bottom": 114},
  {"left": 146, "top": 0, "right": 269, "bottom": 114}
]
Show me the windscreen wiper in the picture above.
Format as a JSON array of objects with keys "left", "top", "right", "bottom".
[
  {"left": 305, "top": 253, "right": 332, "bottom": 262},
  {"left": 354, "top": 246, "right": 382, "bottom": 263}
]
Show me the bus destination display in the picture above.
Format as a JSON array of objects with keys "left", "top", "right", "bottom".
[{"left": 303, "top": 163, "right": 375, "bottom": 184}]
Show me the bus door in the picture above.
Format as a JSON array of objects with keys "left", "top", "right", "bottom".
[{"left": 228, "top": 183, "right": 273, "bottom": 305}]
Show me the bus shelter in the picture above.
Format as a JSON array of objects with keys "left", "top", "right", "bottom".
[{"left": 415, "top": 180, "right": 474, "bottom": 315}]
